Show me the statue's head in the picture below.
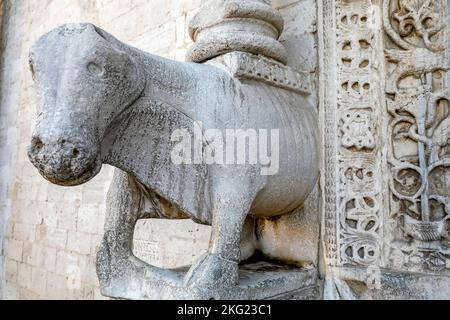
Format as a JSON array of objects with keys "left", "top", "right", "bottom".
[{"left": 28, "top": 23, "right": 144, "bottom": 186}]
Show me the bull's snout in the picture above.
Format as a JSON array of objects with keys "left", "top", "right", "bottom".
[
  {"left": 29, "top": 135, "right": 82, "bottom": 159},
  {"left": 28, "top": 134, "right": 101, "bottom": 186}
]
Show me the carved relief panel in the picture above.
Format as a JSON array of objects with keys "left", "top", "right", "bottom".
[
  {"left": 384, "top": 0, "right": 450, "bottom": 273},
  {"left": 322, "top": 0, "right": 450, "bottom": 278},
  {"left": 336, "top": 1, "right": 386, "bottom": 268}
]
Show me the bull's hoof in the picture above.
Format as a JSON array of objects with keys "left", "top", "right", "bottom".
[
  {"left": 184, "top": 253, "right": 239, "bottom": 289},
  {"left": 97, "top": 252, "right": 144, "bottom": 299},
  {"left": 97, "top": 243, "right": 159, "bottom": 299}
]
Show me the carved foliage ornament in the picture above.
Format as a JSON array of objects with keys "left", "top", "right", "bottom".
[
  {"left": 384, "top": 0, "right": 447, "bottom": 52},
  {"left": 384, "top": 0, "right": 450, "bottom": 272}
]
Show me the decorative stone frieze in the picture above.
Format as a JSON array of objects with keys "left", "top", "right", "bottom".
[
  {"left": 320, "top": 0, "right": 385, "bottom": 271},
  {"left": 210, "top": 51, "right": 312, "bottom": 94},
  {"left": 320, "top": 0, "right": 450, "bottom": 299}
]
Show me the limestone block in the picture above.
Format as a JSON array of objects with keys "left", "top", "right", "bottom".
[
  {"left": 44, "top": 228, "right": 68, "bottom": 250},
  {"left": 67, "top": 232, "right": 91, "bottom": 255},
  {"left": 17, "top": 263, "right": 32, "bottom": 289},
  {"left": 42, "top": 247, "right": 57, "bottom": 273},
  {"left": 6, "top": 239, "right": 23, "bottom": 262},
  {"left": 5, "top": 259, "right": 18, "bottom": 283},
  {"left": 77, "top": 205, "right": 100, "bottom": 234},
  {"left": 46, "top": 273, "right": 69, "bottom": 300},
  {"left": 133, "top": 220, "right": 210, "bottom": 268},
  {"left": 55, "top": 251, "right": 78, "bottom": 277},
  {"left": 30, "top": 268, "right": 47, "bottom": 296}
]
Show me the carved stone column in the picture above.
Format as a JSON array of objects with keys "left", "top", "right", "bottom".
[
  {"left": 187, "top": 0, "right": 287, "bottom": 64},
  {"left": 383, "top": 0, "right": 450, "bottom": 277}
]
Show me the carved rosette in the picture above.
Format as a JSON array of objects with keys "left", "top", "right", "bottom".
[{"left": 384, "top": 0, "right": 450, "bottom": 273}]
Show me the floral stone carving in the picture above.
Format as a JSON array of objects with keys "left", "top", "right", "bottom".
[{"left": 384, "top": 0, "right": 450, "bottom": 273}]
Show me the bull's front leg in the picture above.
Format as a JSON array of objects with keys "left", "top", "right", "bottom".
[
  {"left": 96, "top": 169, "right": 163, "bottom": 299},
  {"left": 184, "top": 166, "right": 264, "bottom": 291}
]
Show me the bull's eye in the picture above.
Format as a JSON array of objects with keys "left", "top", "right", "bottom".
[{"left": 87, "top": 62, "right": 104, "bottom": 77}]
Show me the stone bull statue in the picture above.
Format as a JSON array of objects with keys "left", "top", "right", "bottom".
[{"left": 27, "top": 23, "right": 319, "bottom": 299}]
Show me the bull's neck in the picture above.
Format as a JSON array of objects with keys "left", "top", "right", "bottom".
[
  {"left": 102, "top": 52, "right": 200, "bottom": 160},
  {"left": 101, "top": 49, "right": 236, "bottom": 183},
  {"left": 100, "top": 55, "right": 212, "bottom": 217},
  {"left": 136, "top": 52, "right": 204, "bottom": 118}
]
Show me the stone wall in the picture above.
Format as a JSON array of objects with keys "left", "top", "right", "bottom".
[{"left": 0, "top": 0, "right": 317, "bottom": 300}]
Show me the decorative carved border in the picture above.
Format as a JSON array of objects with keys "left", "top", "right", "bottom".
[
  {"left": 321, "top": 0, "right": 450, "bottom": 297},
  {"left": 336, "top": 0, "right": 385, "bottom": 268},
  {"left": 319, "top": 0, "right": 339, "bottom": 266},
  {"left": 212, "top": 52, "right": 312, "bottom": 94},
  {"left": 320, "top": 0, "right": 385, "bottom": 270}
]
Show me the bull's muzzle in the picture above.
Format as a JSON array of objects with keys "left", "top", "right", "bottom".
[{"left": 28, "top": 134, "right": 101, "bottom": 186}]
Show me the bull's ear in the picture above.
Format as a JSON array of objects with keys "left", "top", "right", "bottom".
[
  {"left": 92, "top": 24, "right": 142, "bottom": 77},
  {"left": 91, "top": 24, "right": 126, "bottom": 51},
  {"left": 91, "top": 24, "right": 109, "bottom": 41}
]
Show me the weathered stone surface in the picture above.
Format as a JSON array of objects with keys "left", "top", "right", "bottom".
[
  {"left": 2, "top": 0, "right": 449, "bottom": 301},
  {"left": 25, "top": 0, "right": 320, "bottom": 299},
  {"left": 0, "top": 0, "right": 6, "bottom": 300}
]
